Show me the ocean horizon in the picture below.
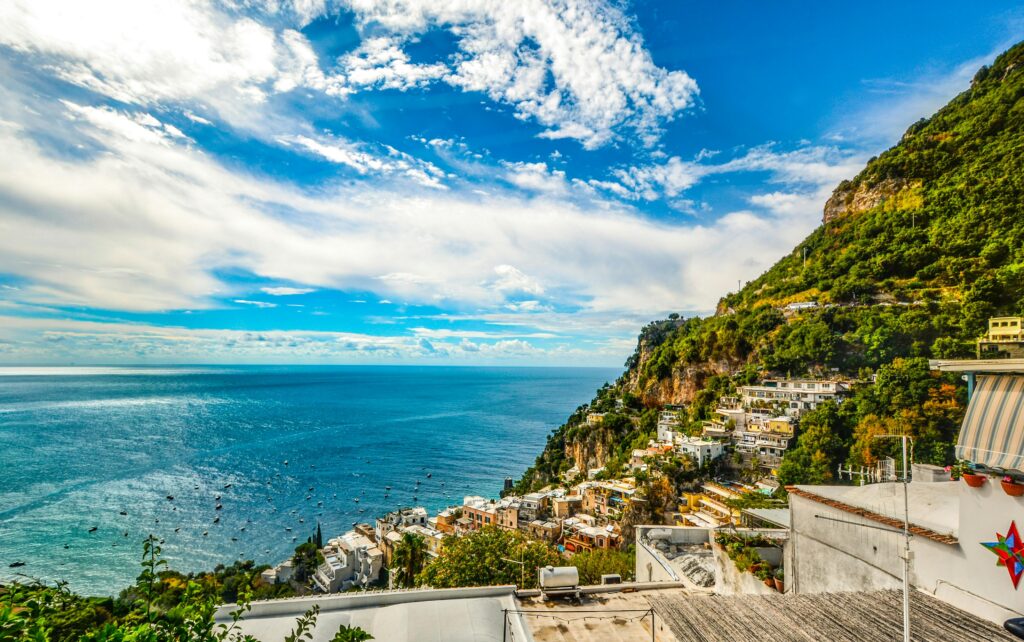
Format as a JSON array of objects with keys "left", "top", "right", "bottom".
[{"left": 0, "top": 365, "right": 617, "bottom": 595}]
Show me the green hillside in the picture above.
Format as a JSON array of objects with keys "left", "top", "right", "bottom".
[{"left": 515, "top": 40, "right": 1024, "bottom": 493}]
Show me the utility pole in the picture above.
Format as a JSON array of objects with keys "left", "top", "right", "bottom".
[
  {"left": 900, "top": 434, "right": 911, "bottom": 642},
  {"left": 876, "top": 434, "right": 913, "bottom": 642}
]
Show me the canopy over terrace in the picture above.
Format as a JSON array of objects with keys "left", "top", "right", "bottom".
[{"left": 931, "top": 359, "right": 1024, "bottom": 471}]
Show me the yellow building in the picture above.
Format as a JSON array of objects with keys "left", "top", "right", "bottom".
[{"left": 978, "top": 316, "right": 1024, "bottom": 358}]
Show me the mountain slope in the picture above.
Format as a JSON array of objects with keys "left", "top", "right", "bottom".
[{"left": 515, "top": 40, "right": 1024, "bottom": 492}]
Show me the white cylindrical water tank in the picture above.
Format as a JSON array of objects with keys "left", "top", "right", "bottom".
[{"left": 538, "top": 565, "right": 579, "bottom": 589}]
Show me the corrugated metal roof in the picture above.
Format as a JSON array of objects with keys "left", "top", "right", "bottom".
[{"left": 742, "top": 507, "right": 790, "bottom": 528}]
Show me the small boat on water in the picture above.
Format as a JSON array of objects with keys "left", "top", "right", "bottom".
[
  {"left": 353, "top": 498, "right": 360, "bottom": 503},
  {"left": 213, "top": 517, "right": 220, "bottom": 524},
  {"left": 223, "top": 484, "right": 232, "bottom": 489},
  {"left": 285, "top": 527, "right": 292, "bottom": 531},
  {"left": 9, "top": 561, "right": 25, "bottom": 568},
  {"left": 119, "top": 510, "right": 127, "bottom": 516},
  {"left": 88, "top": 526, "right": 98, "bottom": 533},
  {"left": 215, "top": 504, "right": 223, "bottom": 510},
  {"left": 426, "top": 473, "right": 432, "bottom": 478},
  {"left": 166, "top": 495, "right": 174, "bottom": 501}
]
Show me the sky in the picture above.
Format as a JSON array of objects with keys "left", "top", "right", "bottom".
[{"left": 0, "top": 1, "right": 1020, "bottom": 366}]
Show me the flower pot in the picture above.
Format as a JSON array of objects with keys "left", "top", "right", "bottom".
[
  {"left": 763, "top": 578, "right": 774, "bottom": 588},
  {"left": 962, "top": 473, "right": 987, "bottom": 488},
  {"left": 773, "top": 578, "right": 784, "bottom": 592},
  {"left": 1002, "top": 480, "right": 1024, "bottom": 497}
]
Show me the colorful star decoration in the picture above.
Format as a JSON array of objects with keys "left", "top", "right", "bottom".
[{"left": 982, "top": 520, "right": 1024, "bottom": 589}]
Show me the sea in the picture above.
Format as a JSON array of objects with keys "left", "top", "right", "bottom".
[{"left": 0, "top": 365, "right": 617, "bottom": 595}]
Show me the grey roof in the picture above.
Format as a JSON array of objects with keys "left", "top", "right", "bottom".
[
  {"left": 741, "top": 507, "right": 790, "bottom": 528},
  {"left": 647, "top": 589, "right": 1016, "bottom": 642}
]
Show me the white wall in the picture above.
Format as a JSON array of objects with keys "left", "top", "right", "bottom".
[{"left": 790, "top": 481, "right": 1024, "bottom": 624}]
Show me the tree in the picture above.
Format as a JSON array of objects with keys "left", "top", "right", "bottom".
[
  {"left": 569, "top": 549, "right": 635, "bottom": 585},
  {"left": 417, "top": 527, "right": 560, "bottom": 589},
  {"left": 291, "top": 541, "right": 320, "bottom": 584},
  {"left": 391, "top": 532, "right": 427, "bottom": 588}
]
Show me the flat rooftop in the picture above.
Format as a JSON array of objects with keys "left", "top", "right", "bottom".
[
  {"left": 646, "top": 589, "right": 1016, "bottom": 641},
  {"left": 516, "top": 588, "right": 690, "bottom": 642},
  {"left": 213, "top": 586, "right": 528, "bottom": 642}
]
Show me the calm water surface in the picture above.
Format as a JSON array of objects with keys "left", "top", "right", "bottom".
[{"left": 0, "top": 365, "right": 615, "bottom": 594}]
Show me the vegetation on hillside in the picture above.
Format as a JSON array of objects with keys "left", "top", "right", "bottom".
[{"left": 517, "top": 40, "right": 1024, "bottom": 493}]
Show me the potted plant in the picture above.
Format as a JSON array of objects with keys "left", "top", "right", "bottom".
[
  {"left": 755, "top": 566, "right": 774, "bottom": 588},
  {"left": 1001, "top": 475, "right": 1024, "bottom": 497},
  {"left": 773, "top": 568, "right": 784, "bottom": 593},
  {"left": 950, "top": 461, "right": 986, "bottom": 487}
]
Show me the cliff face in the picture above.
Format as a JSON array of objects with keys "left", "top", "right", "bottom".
[
  {"left": 631, "top": 361, "right": 733, "bottom": 407},
  {"left": 822, "top": 178, "right": 909, "bottom": 224}
]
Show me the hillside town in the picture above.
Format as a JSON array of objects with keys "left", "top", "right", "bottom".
[{"left": 257, "top": 372, "right": 863, "bottom": 593}]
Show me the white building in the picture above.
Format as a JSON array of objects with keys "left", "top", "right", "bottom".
[
  {"left": 260, "top": 558, "right": 295, "bottom": 585},
  {"left": 676, "top": 436, "right": 725, "bottom": 468},
  {"left": 739, "top": 377, "right": 850, "bottom": 417},
  {"left": 657, "top": 410, "right": 682, "bottom": 444},
  {"left": 313, "top": 531, "right": 383, "bottom": 593},
  {"left": 375, "top": 506, "right": 428, "bottom": 543}
]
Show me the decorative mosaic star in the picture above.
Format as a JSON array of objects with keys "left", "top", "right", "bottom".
[{"left": 982, "top": 520, "right": 1024, "bottom": 589}]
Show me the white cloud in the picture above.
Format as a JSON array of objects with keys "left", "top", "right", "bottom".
[
  {"left": 339, "top": 0, "right": 699, "bottom": 148},
  {"left": 410, "top": 327, "right": 557, "bottom": 339},
  {"left": 261, "top": 286, "right": 315, "bottom": 295},
  {"left": 280, "top": 133, "right": 448, "bottom": 188},
  {"left": 490, "top": 265, "right": 545, "bottom": 297},
  {"left": 0, "top": 0, "right": 316, "bottom": 125},
  {"left": 608, "top": 144, "right": 865, "bottom": 201},
  {"left": 0, "top": 0, "right": 697, "bottom": 150},
  {"left": 233, "top": 299, "right": 278, "bottom": 308},
  {"left": 502, "top": 161, "right": 568, "bottom": 195},
  {"left": 338, "top": 36, "right": 448, "bottom": 92}
]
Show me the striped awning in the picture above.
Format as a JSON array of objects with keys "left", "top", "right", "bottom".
[{"left": 956, "top": 375, "right": 1024, "bottom": 470}]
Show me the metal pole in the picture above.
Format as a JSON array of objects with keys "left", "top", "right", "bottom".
[
  {"left": 651, "top": 608, "right": 655, "bottom": 642},
  {"left": 901, "top": 435, "right": 911, "bottom": 642},
  {"left": 502, "top": 608, "right": 507, "bottom": 642}
]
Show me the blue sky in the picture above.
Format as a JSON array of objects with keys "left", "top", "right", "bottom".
[{"left": 0, "top": 1, "right": 1020, "bottom": 366}]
